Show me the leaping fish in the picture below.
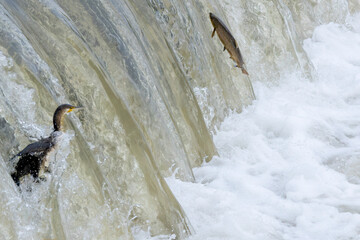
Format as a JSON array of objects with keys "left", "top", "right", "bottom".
[{"left": 209, "top": 12, "right": 249, "bottom": 75}]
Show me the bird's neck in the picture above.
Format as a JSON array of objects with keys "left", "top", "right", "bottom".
[{"left": 53, "top": 109, "right": 66, "bottom": 132}]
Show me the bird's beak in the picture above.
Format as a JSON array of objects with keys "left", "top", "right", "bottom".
[{"left": 67, "top": 106, "right": 83, "bottom": 113}]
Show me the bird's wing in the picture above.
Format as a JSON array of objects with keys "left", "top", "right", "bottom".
[{"left": 17, "top": 137, "right": 53, "bottom": 157}]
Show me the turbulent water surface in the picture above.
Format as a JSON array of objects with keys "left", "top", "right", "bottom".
[
  {"left": 168, "top": 13, "right": 360, "bottom": 240},
  {"left": 0, "top": 0, "right": 358, "bottom": 239}
]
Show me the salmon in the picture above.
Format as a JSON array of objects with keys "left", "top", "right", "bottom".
[{"left": 210, "top": 13, "right": 249, "bottom": 75}]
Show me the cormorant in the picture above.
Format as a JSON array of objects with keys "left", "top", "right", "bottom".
[{"left": 10, "top": 104, "right": 81, "bottom": 186}]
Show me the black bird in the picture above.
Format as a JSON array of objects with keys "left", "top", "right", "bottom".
[{"left": 10, "top": 104, "right": 81, "bottom": 186}]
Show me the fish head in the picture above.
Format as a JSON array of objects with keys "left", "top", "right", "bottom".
[{"left": 209, "top": 12, "right": 219, "bottom": 26}]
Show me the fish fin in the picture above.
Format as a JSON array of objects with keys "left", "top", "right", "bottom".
[
  {"left": 223, "top": 47, "right": 226, "bottom": 51},
  {"left": 211, "top": 28, "right": 216, "bottom": 38}
]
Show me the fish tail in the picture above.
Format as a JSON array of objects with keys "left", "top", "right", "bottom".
[{"left": 241, "top": 68, "right": 249, "bottom": 75}]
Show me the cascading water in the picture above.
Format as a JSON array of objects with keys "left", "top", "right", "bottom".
[{"left": 0, "top": 0, "right": 358, "bottom": 239}]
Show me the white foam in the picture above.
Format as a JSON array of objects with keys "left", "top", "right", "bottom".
[
  {"left": 193, "top": 87, "right": 215, "bottom": 128},
  {"left": 167, "top": 14, "right": 360, "bottom": 240},
  {"left": 0, "top": 51, "right": 40, "bottom": 137}
]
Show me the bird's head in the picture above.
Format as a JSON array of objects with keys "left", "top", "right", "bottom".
[{"left": 53, "top": 104, "right": 82, "bottom": 131}]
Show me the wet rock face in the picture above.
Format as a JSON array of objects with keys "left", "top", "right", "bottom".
[{"left": 0, "top": 117, "right": 18, "bottom": 159}]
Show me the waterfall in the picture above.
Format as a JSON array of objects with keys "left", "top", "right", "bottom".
[{"left": 0, "top": 0, "right": 357, "bottom": 239}]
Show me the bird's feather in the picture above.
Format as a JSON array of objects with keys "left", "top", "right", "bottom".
[{"left": 17, "top": 137, "right": 53, "bottom": 157}]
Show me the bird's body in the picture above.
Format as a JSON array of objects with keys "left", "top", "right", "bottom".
[
  {"left": 11, "top": 133, "right": 56, "bottom": 185},
  {"left": 10, "top": 104, "right": 80, "bottom": 186}
]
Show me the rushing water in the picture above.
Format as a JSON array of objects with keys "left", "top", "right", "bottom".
[
  {"left": 0, "top": 0, "right": 358, "bottom": 239},
  {"left": 168, "top": 13, "right": 360, "bottom": 239}
]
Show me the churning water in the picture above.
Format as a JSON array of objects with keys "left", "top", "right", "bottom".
[{"left": 168, "top": 13, "right": 360, "bottom": 240}]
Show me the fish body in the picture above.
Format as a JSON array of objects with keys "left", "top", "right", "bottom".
[{"left": 210, "top": 13, "right": 248, "bottom": 75}]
